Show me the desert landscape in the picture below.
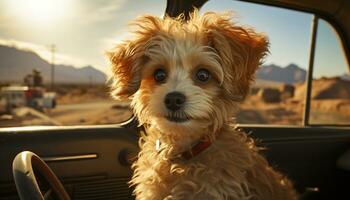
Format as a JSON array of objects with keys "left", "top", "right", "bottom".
[
  {"left": 0, "top": 84, "right": 133, "bottom": 127},
  {"left": 2, "top": 76, "right": 350, "bottom": 127},
  {"left": 238, "top": 77, "right": 350, "bottom": 125}
]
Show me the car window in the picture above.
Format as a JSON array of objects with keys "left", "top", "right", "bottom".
[
  {"left": 201, "top": 0, "right": 312, "bottom": 125},
  {"left": 0, "top": 0, "right": 165, "bottom": 127},
  {"left": 309, "top": 19, "right": 350, "bottom": 125}
]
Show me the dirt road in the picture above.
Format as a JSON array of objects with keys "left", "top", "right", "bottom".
[
  {"left": 47, "top": 100, "right": 131, "bottom": 125},
  {"left": 50, "top": 101, "right": 116, "bottom": 116}
]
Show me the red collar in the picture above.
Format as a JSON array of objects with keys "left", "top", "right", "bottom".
[
  {"left": 156, "top": 132, "right": 220, "bottom": 160},
  {"left": 180, "top": 135, "right": 213, "bottom": 160}
]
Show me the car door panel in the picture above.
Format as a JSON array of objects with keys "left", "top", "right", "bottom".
[
  {"left": 1, "top": 125, "right": 350, "bottom": 199},
  {"left": 0, "top": 126, "right": 139, "bottom": 200},
  {"left": 241, "top": 125, "right": 350, "bottom": 199}
]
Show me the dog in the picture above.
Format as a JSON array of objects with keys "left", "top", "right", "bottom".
[{"left": 108, "top": 11, "right": 298, "bottom": 200}]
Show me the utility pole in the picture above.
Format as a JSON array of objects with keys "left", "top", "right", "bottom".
[{"left": 50, "top": 44, "right": 56, "bottom": 90}]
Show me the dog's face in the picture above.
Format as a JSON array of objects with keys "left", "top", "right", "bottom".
[{"left": 108, "top": 12, "right": 268, "bottom": 144}]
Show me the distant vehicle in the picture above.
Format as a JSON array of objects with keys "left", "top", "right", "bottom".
[{"left": 0, "top": 86, "right": 56, "bottom": 113}]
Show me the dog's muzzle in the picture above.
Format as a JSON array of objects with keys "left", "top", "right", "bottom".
[
  {"left": 164, "top": 92, "right": 186, "bottom": 111},
  {"left": 164, "top": 92, "right": 190, "bottom": 122}
]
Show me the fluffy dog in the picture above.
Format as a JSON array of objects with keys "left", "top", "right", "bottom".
[{"left": 108, "top": 11, "right": 298, "bottom": 200}]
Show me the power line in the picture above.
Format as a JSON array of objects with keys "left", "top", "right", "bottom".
[{"left": 50, "top": 44, "right": 56, "bottom": 90}]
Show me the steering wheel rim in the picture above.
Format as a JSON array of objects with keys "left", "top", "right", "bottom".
[{"left": 12, "top": 151, "right": 70, "bottom": 200}]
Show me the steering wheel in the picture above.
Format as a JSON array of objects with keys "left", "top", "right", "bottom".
[{"left": 12, "top": 151, "right": 70, "bottom": 200}]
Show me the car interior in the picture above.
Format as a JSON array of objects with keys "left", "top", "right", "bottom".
[{"left": 1, "top": 0, "right": 350, "bottom": 200}]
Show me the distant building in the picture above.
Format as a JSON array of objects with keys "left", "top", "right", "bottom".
[{"left": 24, "top": 69, "right": 43, "bottom": 87}]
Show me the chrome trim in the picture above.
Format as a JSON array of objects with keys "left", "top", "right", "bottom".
[
  {"left": 42, "top": 154, "right": 98, "bottom": 162},
  {"left": 305, "top": 187, "right": 320, "bottom": 192}
]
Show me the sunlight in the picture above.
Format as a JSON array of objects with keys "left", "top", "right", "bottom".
[{"left": 5, "top": 0, "right": 71, "bottom": 25}]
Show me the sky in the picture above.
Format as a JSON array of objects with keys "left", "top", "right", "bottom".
[{"left": 0, "top": 0, "right": 348, "bottom": 77}]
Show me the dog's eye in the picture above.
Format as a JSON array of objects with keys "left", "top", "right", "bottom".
[
  {"left": 154, "top": 69, "right": 167, "bottom": 83},
  {"left": 196, "top": 69, "right": 211, "bottom": 82}
]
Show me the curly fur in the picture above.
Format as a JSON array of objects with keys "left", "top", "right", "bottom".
[{"left": 108, "top": 11, "right": 298, "bottom": 200}]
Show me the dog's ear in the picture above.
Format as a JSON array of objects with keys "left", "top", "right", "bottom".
[
  {"left": 204, "top": 13, "right": 269, "bottom": 101},
  {"left": 107, "top": 41, "right": 146, "bottom": 100},
  {"left": 107, "top": 16, "right": 162, "bottom": 100}
]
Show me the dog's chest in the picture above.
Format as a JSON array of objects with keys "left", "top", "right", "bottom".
[{"left": 133, "top": 144, "right": 252, "bottom": 200}]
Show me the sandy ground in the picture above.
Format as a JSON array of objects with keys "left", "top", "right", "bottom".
[
  {"left": 237, "top": 95, "right": 350, "bottom": 125},
  {"left": 237, "top": 96, "right": 303, "bottom": 125},
  {"left": 44, "top": 100, "right": 132, "bottom": 126},
  {"left": 0, "top": 99, "right": 132, "bottom": 127},
  {"left": 309, "top": 99, "right": 350, "bottom": 124},
  {"left": 3, "top": 97, "right": 348, "bottom": 127}
]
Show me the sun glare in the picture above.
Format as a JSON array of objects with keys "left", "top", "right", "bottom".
[{"left": 6, "top": 0, "right": 71, "bottom": 25}]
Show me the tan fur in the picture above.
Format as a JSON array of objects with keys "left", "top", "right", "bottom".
[{"left": 108, "top": 11, "right": 298, "bottom": 200}]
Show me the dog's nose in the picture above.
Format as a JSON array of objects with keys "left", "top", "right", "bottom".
[{"left": 164, "top": 92, "right": 186, "bottom": 111}]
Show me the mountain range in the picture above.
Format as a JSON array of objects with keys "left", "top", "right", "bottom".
[
  {"left": 0, "top": 45, "right": 106, "bottom": 84},
  {"left": 1, "top": 44, "right": 348, "bottom": 85},
  {"left": 256, "top": 63, "right": 307, "bottom": 84}
]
